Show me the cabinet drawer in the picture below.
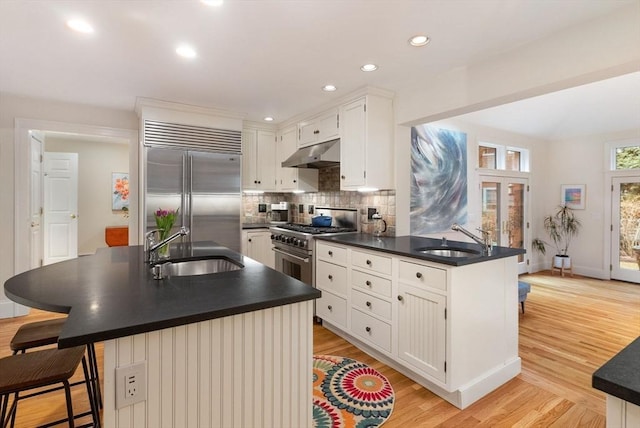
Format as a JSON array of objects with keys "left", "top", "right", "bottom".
[
  {"left": 316, "top": 242, "right": 347, "bottom": 265},
  {"left": 351, "top": 250, "right": 392, "bottom": 275},
  {"left": 352, "top": 270, "right": 392, "bottom": 298},
  {"left": 316, "top": 291, "right": 347, "bottom": 328},
  {"left": 352, "top": 289, "right": 391, "bottom": 321},
  {"left": 399, "top": 261, "right": 447, "bottom": 291},
  {"left": 350, "top": 309, "right": 392, "bottom": 353},
  {"left": 316, "top": 260, "right": 348, "bottom": 296}
]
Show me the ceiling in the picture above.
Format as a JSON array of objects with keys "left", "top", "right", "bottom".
[{"left": 1, "top": 0, "right": 638, "bottom": 139}]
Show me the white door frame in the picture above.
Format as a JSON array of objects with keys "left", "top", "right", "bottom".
[
  {"left": 479, "top": 171, "right": 530, "bottom": 274},
  {"left": 609, "top": 174, "right": 640, "bottom": 283},
  {"left": 11, "top": 118, "right": 137, "bottom": 317}
]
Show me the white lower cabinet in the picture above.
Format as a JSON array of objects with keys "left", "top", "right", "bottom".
[
  {"left": 316, "top": 290, "right": 347, "bottom": 328},
  {"left": 241, "top": 230, "right": 274, "bottom": 269},
  {"left": 397, "top": 282, "right": 447, "bottom": 383},
  {"left": 313, "top": 239, "right": 521, "bottom": 410}
]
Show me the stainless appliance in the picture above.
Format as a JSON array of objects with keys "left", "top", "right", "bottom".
[
  {"left": 146, "top": 147, "right": 242, "bottom": 252},
  {"left": 270, "top": 207, "right": 358, "bottom": 286},
  {"left": 270, "top": 202, "right": 289, "bottom": 224},
  {"left": 281, "top": 139, "right": 340, "bottom": 168}
]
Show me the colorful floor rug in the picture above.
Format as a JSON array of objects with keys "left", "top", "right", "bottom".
[{"left": 313, "top": 355, "right": 395, "bottom": 428}]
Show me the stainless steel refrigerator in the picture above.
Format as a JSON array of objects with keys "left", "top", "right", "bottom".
[{"left": 145, "top": 147, "right": 242, "bottom": 252}]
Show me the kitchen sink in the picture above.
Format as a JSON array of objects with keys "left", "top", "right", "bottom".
[
  {"left": 414, "top": 247, "right": 482, "bottom": 258},
  {"left": 153, "top": 257, "right": 243, "bottom": 278}
]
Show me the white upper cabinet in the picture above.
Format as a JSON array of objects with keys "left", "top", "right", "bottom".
[
  {"left": 277, "top": 125, "right": 318, "bottom": 192},
  {"left": 298, "top": 108, "right": 340, "bottom": 147},
  {"left": 339, "top": 94, "right": 394, "bottom": 191},
  {"left": 242, "top": 127, "right": 277, "bottom": 191}
]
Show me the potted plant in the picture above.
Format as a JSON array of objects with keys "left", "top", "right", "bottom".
[{"left": 532, "top": 205, "right": 582, "bottom": 269}]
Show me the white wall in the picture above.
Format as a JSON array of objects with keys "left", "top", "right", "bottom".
[
  {"left": 0, "top": 92, "right": 137, "bottom": 317},
  {"left": 46, "top": 136, "right": 130, "bottom": 256},
  {"left": 394, "top": 3, "right": 640, "bottom": 279},
  {"left": 536, "top": 129, "right": 640, "bottom": 278}
]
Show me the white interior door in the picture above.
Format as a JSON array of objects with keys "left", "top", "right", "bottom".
[
  {"left": 30, "top": 133, "right": 43, "bottom": 269},
  {"left": 611, "top": 176, "right": 640, "bottom": 283},
  {"left": 480, "top": 175, "right": 529, "bottom": 274},
  {"left": 43, "top": 152, "right": 78, "bottom": 265}
]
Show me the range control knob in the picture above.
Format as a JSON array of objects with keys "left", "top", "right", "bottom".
[{"left": 270, "top": 234, "right": 276, "bottom": 240}]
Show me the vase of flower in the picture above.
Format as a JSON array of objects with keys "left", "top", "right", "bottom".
[{"left": 154, "top": 208, "right": 179, "bottom": 259}]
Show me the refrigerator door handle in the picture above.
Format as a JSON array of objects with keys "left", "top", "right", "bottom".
[
  {"left": 182, "top": 153, "right": 189, "bottom": 230},
  {"left": 188, "top": 154, "right": 194, "bottom": 231}
]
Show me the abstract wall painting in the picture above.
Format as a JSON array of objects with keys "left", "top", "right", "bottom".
[{"left": 410, "top": 124, "right": 468, "bottom": 234}]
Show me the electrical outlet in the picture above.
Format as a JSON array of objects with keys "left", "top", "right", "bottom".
[
  {"left": 258, "top": 203, "right": 267, "bottom": 213},
  {"left": 299, "top": 204, "right": 304, "bottom": 214},
  {"left": 308, "top": 205, "right": 314, "bottom": 214},
  {"left": 115, "top": 361, "right": 146, "bottom": 409},
  {"left": 367, "top": 207, "right": 377, "bottom": 220}
]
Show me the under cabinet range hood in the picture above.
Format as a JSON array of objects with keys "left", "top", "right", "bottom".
[{"left": 281, "top": 139, "right": 340, "bottom": 168}]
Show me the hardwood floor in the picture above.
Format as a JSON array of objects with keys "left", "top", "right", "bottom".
[{"left": 1, "top": 272, "right": 638, "bottom": 427}]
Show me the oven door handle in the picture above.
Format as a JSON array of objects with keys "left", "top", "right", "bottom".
[{"left": 272, "top": 248, "right": 310, "bottom": 263}]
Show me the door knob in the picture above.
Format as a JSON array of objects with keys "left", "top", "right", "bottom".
[{"left": 70, "top": 214, "right": 77, "bottom": 219}]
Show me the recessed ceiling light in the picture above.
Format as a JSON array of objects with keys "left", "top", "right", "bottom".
[
  {"left": 322, "top": 85, "right": 337, "bottom": 92},
  {"left": 264, "top": 116, "right": 274, "bottom": 122},
  {"left": 201, "top": 0, "right": 224, "bottom": 6},
  {"left": 66, "top": 19, "right": 94, "bottom": 34},
  {"left": 176, "top": 44, "right": 197, "bottom": 59},
  {"left": 360, "top": 64, "right": 378, "bottom": 72},
  {"left": 409, "top": 35, "right": 430, "bottom": 47}
]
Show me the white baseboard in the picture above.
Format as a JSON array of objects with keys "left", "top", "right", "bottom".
[{"left": 0, "top": 300, "right": 30, "bottom": 319}]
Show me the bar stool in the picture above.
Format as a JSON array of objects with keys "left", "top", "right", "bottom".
[
  {"left": 10, "top": 318, "right": 103, "bottom": 409},
  {"left": 0, "top": 346, "right": 100, "bottom": 428}
]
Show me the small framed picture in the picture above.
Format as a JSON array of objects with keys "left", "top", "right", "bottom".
[
  {"left": 112, "top": 172, "right": 130, "bottom": 211},
  {"left": 561, "top": 184, "right": 585, "bottom": 210}
]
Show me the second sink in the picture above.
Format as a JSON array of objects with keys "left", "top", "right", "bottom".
[{"left": 415, "top": 247, "right": 482, "bottom": 258}]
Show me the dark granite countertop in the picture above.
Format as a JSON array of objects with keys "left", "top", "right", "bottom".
[
  {"left": 314, "top": 234, "right": 525, "bottom": 266},
  {"left": 242, "top": 223, "right": 271, "bottom": 229},
  {"left": 4, "top": 241, "right": 319, "bottom": 348},
  {"left": 593, "top": 337, "right": 640, "bottom": 406}
]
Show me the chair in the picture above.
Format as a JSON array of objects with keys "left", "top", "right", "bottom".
[
  {"left": 518, "top": 281, "right": 531, "bottom": 313},
  {"left": 0, "top": 346, "right": 100, "bottom": 428},
  {"left": 10, "top": 318, "right": 103, "bottom": 409}
]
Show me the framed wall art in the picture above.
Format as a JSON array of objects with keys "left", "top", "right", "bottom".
[
  {"left": 561, "top": 184, "right": 585, "bottom": 210},
  {"left": 112, "top": 172, "right": 130, "bottom": 211}
]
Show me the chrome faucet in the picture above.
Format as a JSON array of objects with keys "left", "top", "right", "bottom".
[
  {"left": 145, "top": 226, "right": 190, "bottom": 263},
  {"left": 451, "top": 223, "right": 492, "bottom": 255}
]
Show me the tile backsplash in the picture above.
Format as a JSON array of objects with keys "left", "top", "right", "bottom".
[{"left": 242, "top": 189, "right": 396, "bottom": 237}]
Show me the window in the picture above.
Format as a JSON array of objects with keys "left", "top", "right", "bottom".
[
  {"left": 615, "top": 145, "right": 640, "bottom": 170},
  {"left": 478, "top": 142, "right": 529, "bottom": 172},
  {"left": 479, "top": 146, "right": 497, "bottom": 169}
]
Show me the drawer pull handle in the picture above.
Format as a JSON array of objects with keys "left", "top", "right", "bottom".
[
  {"left": 366, "top": 301, "right": 372, "bottom": 307},
  {"left": 397, "top": 295, "right": 404, "bottom": 302},
  {"left": 328, "top": 305, "right": 333, "bottom": 311},
  {"left": 365, "top": 326, "right": 371, "bottom": 333},
  {"left": 328, "top": 275, "right": 333, "bottom": 280},
  {"left": 328, "top": 251, "right": 333, "bottom": 256},
  {"left": 365, "top": 280, "right": 372, "bottom": 286},
  {"left": 366, "top": 260, "right": 372, "bottom": 266},
  {"left": 416, "top": 272, "right": 423, "bottom": 279}
]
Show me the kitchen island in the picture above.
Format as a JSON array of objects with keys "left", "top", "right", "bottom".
[
  {"left": 313, "top": 234, "right": 525, "bottom": 409},
  {"left": 5, "top": 241, "right": 320, "bottom": 428}
]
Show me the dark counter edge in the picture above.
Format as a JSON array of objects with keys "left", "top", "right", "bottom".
[
  {"left": 592, "top": 337, "right": 640, "bottom": 407},
  {"left": 57, "top": 290, "right": 320, "bottom": 348},
  {"left": 315, "top": 234, "right": 525, "bottom": 266}
]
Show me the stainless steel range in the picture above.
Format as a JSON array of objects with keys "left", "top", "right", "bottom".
[{"left": 270, "top": 207, "right": 358, "bottom": 287}]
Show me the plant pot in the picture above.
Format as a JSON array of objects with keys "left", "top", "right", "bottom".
[{"left": 553, "top": 255, "right": 571, "bottom": 268}]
